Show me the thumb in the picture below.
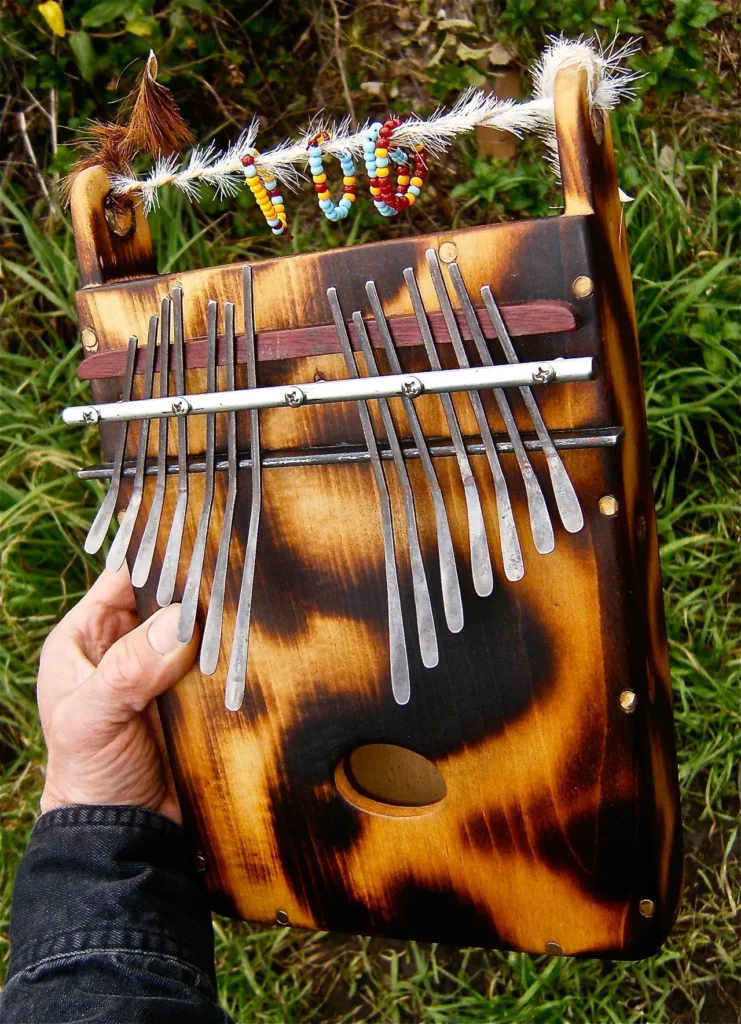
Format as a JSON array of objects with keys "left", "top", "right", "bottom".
[{"left": 82, "top": 604, "right": 199, "bottom": 721}]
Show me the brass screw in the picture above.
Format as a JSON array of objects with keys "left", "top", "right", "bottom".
[
  {"left": 545, "top": 941, "right": 563, "bottom": 956},
  {"left": 619, "top": 689, "right": 638, "bottom": 714},
  {"left": 439, "top": 241, "right": 458, "bottom": 264},
  {"left": 639, "top": 899, "right": 656, "bottom": 918},
  {"left": 572, "top": 275, "right": 594, "bottom": 299},
  {"left": 276, "top": 910, "right": 290, "bottom": 926},
  {"left": 599, "top": 495, "right": 619, "bottom": 517},
  {"left": 81, "top": 328, "right": 98, "bottom": 352}
]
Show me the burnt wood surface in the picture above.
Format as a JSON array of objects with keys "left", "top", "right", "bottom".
[{"left": 68, "top": 65, "right": 682, "bottom": 959}]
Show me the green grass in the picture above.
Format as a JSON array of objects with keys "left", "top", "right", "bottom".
[{"left": 1, "top": 4, "right": 740, "bottom": 1020}]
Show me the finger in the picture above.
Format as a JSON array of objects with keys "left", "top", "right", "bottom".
[
  {"left": 62, "top": 565, "right": 137, "bottom": 634},
  {"left": 79, "top": 604, "right": 199, "bottom": 721}
]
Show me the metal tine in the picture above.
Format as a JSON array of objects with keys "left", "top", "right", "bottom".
[
  {"left": 156, "top": 287, "right": 189, "bottom": 607},
  {"left": 201, "top": 301, "right": 238, "bottom": 675},
  {"left": 403, "top": 267, "right": 495, "bottom": 596},
  {"left": 365, "top": 282, "right": 464, "bottom": 634},
  {"left": 445, "top": 262, "right": 555, "bottom": 555},
  {"left": 84, "top": 335, "right": 138, "bottom": 554},
  {"left": 225, "top": 266, "right": 263, "bottom": 712},
  {"left": 480, "top": 284, "right": 584, "bottom": 534},
  {"left": 106, "top": 317, "right": 158, "bottom": 572},
  {"left": 178, "top": 300, "right": 218, "bottom": 644},
  {"left": 424, "top": 250, "right": 525, "bottom": 581},
  {"left": 328, "top": 288, "right": 410, "bottom": 705},
  {"left": 132, "top": 297, "right": 171, "bottom": 587},
  {"left": 353, "top": 311, "right": 439, "bottom": 668}
]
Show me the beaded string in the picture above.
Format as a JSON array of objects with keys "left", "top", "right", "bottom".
[
  {"left": 240, "top": 148, "right": 291, "bottom": 237},
  {"left": 307, "top": 131, "right": 357, "bottom": 222},
  {"left": 363, "top": 118, "right": 428, "bottom": 218}
]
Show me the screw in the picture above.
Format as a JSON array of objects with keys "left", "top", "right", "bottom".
[
  {"left": 639, "top": 899, "right": 656, "bottom": 918},
  {"left": 194, "top": 852, "right": 207, "bottom": 873},
  {"left": 401, "top": 376, "right": 423, "bottom": 398},
  {"left": 81, "top": 408, "right": 100, "bottom": 424},
  {"left": 599, "top": 495, "right": 619, "bottom": 517},
  {"left": 572, "top": 275, "right": 594, "bottom": 299},
  {"left": 285, "top": 386, "right": 306, "bottom": 408},
  {"left": 275, "top": 909, "right": 290, "bottom": 926},
  {"left": 171, "top": 398, "right": 190, "bottom": 415},
  {"left": 438, "top": 241, "right": 458, "bottom": 263},
  {"left": 533, "top": 364, "right": 556, "bottom": 384},
  {"left": 545, "top": 941, "right": 563, "bottom": 956},
  {"left": 81, "top": 328, "right": 98, "bottom": 352},
  {"left": 619, "top": 689, "right": 638, "bottom": 714}
]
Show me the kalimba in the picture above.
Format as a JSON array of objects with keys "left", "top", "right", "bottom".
[{"left": 64, "top": 66, "right": 682, "bottom": 958}]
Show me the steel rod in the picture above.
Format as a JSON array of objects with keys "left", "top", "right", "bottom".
[
  {"left": 446, "top": 261, "right": 555, "bottom": 555},
  {"left": 329, "top": 287, "right": 410, "bottom": 706},
  {"left": 366, "top": 280, "right": 464, "bottom": 634},
  {"left": 106, "top": 317, "right": 158, "bottom": 572},
  {"left": 201, "top": 301, "right": 238, "bottom": 675},
  {"left": 178, "top": 300, "right": 218, "bottom": 644},
  {"left": 156, "top": 287, "right": 189, "bottom": 607},
  {"left": 426, "top": 250, "right": 525, "bottom": 582},
  {"left": 480, "top": 284, "right": 584, "bottom": 534},
  {"left": 131, "top": 297, "right": 171, "bottom": 587},
  {"left": 353, "top": 311, "right": 438, "bottom": 668},
  {"left": 63, "top": 358, "right": 594, "bottom": 426},
  {"left": 225, "top": 267, "right": 263, "bottom": 712},
  {"left": 83, "top": 335, "right": 138, "bottom": 555},
  {"left": 404, "top": 267, "right": 494, "bottom": 598}
]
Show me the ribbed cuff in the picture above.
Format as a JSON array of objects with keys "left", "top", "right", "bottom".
[{"left": 7, "top": 805, "right": 215, "bottom": 986}]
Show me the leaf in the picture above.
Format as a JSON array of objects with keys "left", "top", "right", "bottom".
[
  {"left": 126, "top": 15, "right": 157, "bottom": 35},
  {"left": 38, "top": 1, "right": 66, "bottom": 37},
  {"left": 456, "top": 42, "right": 489, "bottom": 61},
  {"left": 68, "top": 31, "right": 96, "bottom": 82},
  {"left": 465, "top": 66, "right": 487, "bottom": 88},
  {"left": 81, "top": 0, "right": 135, "bottom": 29}
]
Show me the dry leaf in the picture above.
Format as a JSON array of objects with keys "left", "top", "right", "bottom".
[{"left": 38, "top": 1, "right": 66, "bottom": 37}]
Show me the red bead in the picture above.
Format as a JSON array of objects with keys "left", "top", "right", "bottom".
[
  {"left": 395, "top": 195, "right": 410, "bottom": 210},
  {"left": 343, "top": 184, "right": 356, "bottom": 194},
  {"left": 241, "top": 154, "right": 254, "bottom": 166},
  {"left": 314, "top": 183, "right": 327, "bottom": 194},
  {"left": 268, "top": 187, "right": 281, "bottom": 196},
  {"left": 379, "top": 127, "right": 392, "bottom": 138}
]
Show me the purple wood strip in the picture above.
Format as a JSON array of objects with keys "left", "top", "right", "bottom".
[{"left": 78, "top": 300, "right": 578, "bottom": 382}]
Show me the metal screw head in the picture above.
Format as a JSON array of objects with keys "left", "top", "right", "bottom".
[
  {"left": 545, "top": 941, "right": 563, "bottom": 956},
  {"left": 533, "top": 364, "right": 556, "bottom": 385},
  {"left": 81, "top": 407, "right": 100, "bottom": 424},
  {"left": 599, "top": 494, "right": 619, "bottom": 517},
  {"left": 171, "top": 398, "right": 190, "bottom": 416},
  {"left": 572, "top": 275, "right": 594, "bottom": 299},
  {"left": 81, "top": 328, "right": 98, "bottom": 352},
  {"left": 285, "top": 386, "right": 306, "bottom": 408},
  {"left": 193, "top": 853, "right": 207, "bottom": 873},
  {"left": 401, "top": 376, "right": 423, "bottom": 398},
  {"left": 619, "top": 689, "right": 638, "bottom": 714},
  {"left": 639, "top": 899, "right": 656, "bottom": 918},
  {"left": 439, "top": 241, "right": 458, "bottom": 264},
  {"left": 275, "top": 909, "right": 290, "bottom": 926}
]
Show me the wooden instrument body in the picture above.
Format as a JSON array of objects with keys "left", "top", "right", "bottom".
[{"left": 69, "top": 68, "right": 682, "bottom": 958}]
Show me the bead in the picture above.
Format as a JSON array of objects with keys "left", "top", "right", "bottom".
[
  {"left": 343, "top": 185, "right": 356, "bottom": 194},
  {"left": 408, "top": 184, "right": 421, "bottom": 196},
  {"left": 243, "top": 165, "right": 257, "bottom": 178},
  {"left": 375, "top": 148, "right": 388, "bottom": 158},
  {"left": 344, "top": 192, "right": 356, "bottom": 203},
  {"left": 370, "top": 185, "right": 381, "bottom": 196},
  {"left": 406, "top": 192, "right": 416, "bottom": 204},
  {"left": 376, "top": 166, "right": 389, "bottom": 177},
  {"left": 318, "top": 190, "right": 330, "bottom": 201},
  {"left": 312, "top": 172, "right": 327, "bottom": 184},
  {"left": 342, "top": 176, "right": 355, "bottom": 186},
  {"left": 397, "top": 175, "right": 410, "bottom": 186},
  {"left": 375, "top": 157, "right": 389, "bottom": 168},
  {"left": 410, "top": 176, "right": 423, "bottom": 188}
]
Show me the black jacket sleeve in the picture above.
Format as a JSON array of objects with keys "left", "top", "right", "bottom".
[{"left": 0, "top": 805, "right": 232, "bottom": 1023}]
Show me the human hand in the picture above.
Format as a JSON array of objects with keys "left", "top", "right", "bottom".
[{"left": 37, "top": 567, "right": 199, "bottom": 824}]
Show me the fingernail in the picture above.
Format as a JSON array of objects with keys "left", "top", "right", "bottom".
[{"left": 148, "top": 605, "right": 182, "bottom": 655}]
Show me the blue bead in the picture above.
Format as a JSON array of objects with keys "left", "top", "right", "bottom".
[
  {"left": 243, "top": 165, "right": 257, "bottom": 178},
  {"left": 271, "top": 226, "right": 284, "bottom": 235},
  {"left": 267, "top": 217, "right": 280, "bottom": 227},
  {"left": 319, "top": 199, "right": 333, "bottom": 210},
  {"left": 375, "top": 157, "right": 389, "bottom": 168},
  {"left": 408, "top": 184, "right": 421, "bottom": 196},
  {"left": 366, "top": 162, "right": 377, "bottom": 173},
  {"left": 370, "top": 121, "right": 383, "bottom": 132},
  {"left": 308, "top": 145, "right": 322, "bottom": 157},
  {"left": 272, "top": 194, "right": 283, "bottom": 205}
]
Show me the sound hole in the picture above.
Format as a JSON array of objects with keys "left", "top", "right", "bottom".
[{"left": 338, "top": 744, "right": 446, "bottom": 811}]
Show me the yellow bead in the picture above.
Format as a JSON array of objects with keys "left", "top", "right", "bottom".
[
  {"left": 410, "top": 176, "right": 423, "bottom": 188},
  {"left": 397, "top": 175, "right": 410, "bottom": 186},
  {"left": 344, "top": 192, "right": 356, "bottom": 203},
  {"left": 272, "top": 202, "right": 285, "bottom": 212},
  {"left": 370, "top": 186, "right": 381, "bottom": 196},
  {"left": 375, "top": 148, "right": 387, "bottom": 158},
  {"left": 406, "top": 192, "right": 416, "bottom": 205},
  {"left": 342, "top": 176, "right": 355, "bottom": 186},
  {"left": 376, "top": 167, "right": 389, "bottom": 178},
  {"left": 312, "top": 172, "right": 327, "bottom": 184},
  {"left": 318, "top": 190, "right": 330, "bottom": 201}
]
